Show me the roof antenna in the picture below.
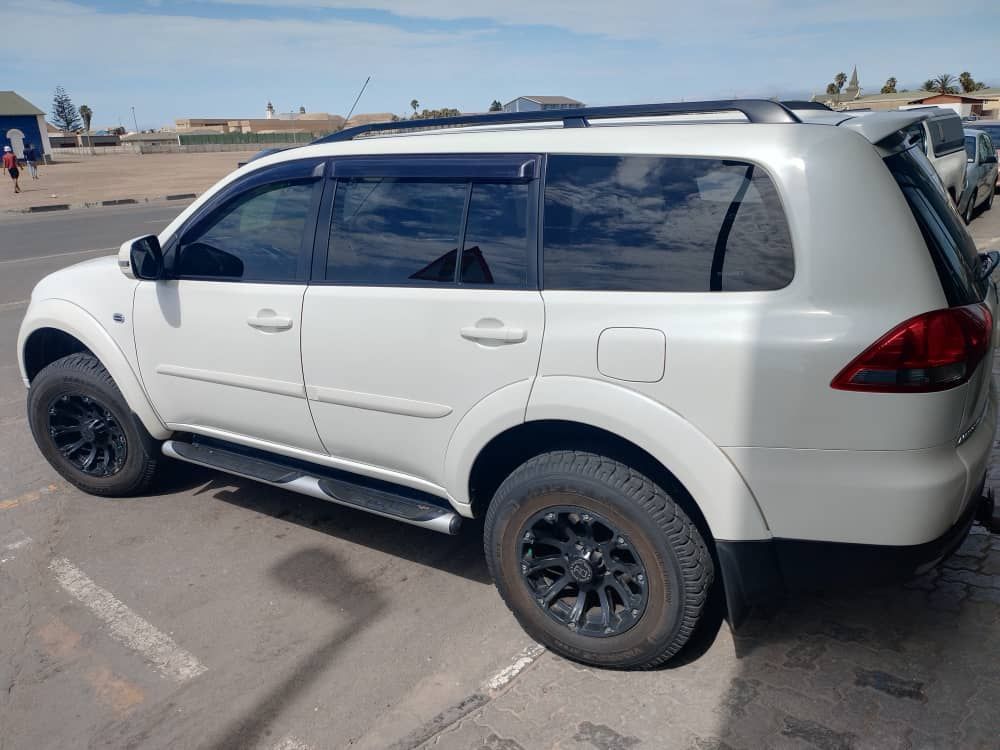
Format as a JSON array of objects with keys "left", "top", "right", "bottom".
[{"left": 344, "top": 76, "right": 371, "bottom": 125}]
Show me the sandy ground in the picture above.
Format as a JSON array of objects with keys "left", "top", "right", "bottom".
[{"left": 0, "top": 151, "right": 257, "bottom": 212}]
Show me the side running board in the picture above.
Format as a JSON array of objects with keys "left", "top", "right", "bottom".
[{"left": 162, "top": 440, "right": 462, "bottom": 535}]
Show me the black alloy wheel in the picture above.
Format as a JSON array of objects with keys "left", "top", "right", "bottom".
[
  {"left": 46, "top": 393, "right": 127, "bottom": 477},
  {"left": 519, "top": 506, "right": 649, "bottom": 637},
  {"left": 28, "top": 353, "right": 161, "bottom": 496}
]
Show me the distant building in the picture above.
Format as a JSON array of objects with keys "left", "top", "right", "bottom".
[
  {"left": 502, "top": 96, "right": 584, "bottom": 113},
  {"left": 811, "top": 69, "right": 1000, "bottom": 118},
  {"left": 175, "top": 102, "right": 378, "bottom": 136},
  {"left": 0, "top": 90, "right": 52, "bottom": 159}
]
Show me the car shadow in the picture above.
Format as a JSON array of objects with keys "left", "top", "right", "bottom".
[
  {"left": 188, "top": 469, "right": 492, "bottom": 585},
  {"left": 209, "top": 546, "right": 387, "bottom": 750}
]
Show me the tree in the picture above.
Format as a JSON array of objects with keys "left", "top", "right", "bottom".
[
  {"left": 79, "top": 104, "right": 92, "bottom": 132},
  {"left": 923, "top": 73, "right": 958, "bottom": 95},
  {"left": 834, "top": 72, "right": 847, "bottom": 92},
  {"left": 880, "top": 77, "right": 897, "bottom": 94},
  {"left": 78, "top": 104, "right": 94, "bottom": 154},
  {"left": 489, "top": 99, "right": 502, "bottom": 112},
  {"left": 959, "top": 71, "right": 987, "bottom": 93},
  {"left": 825, "top": 83, "right": 838, "bottom": 96},
  {"left": 410, "top": 99, "right": 419, "bottom": 115},
  {"left": 51, "top": 85, "right": 81, "bottom": 132}
]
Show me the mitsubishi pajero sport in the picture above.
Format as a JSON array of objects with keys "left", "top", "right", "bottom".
[{"left": 18, "top": 100, "right": 1000, "bottom": 668}]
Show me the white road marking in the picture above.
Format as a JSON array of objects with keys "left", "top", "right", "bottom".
[
  {"left": 0, "top": 246, "right": 116, "bottom": 266},
  {"left": 482, "top": 643, "right": 545, "bottom": 693},
  {"left": 49, "top": 557, "right": 207, "bottom": 682},
  {"left": 0, "top": 299, "right": 29, "bottom": 312},
  {"left": 1, "top": 532, "right": 33, "bottom": 563},
  {"left": 272, "top": 736, "right": 315, "bottom": 750}
]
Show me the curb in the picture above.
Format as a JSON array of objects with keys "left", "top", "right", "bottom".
[{"left": 6, "top": 193, "right": 198, "bottom": 215}]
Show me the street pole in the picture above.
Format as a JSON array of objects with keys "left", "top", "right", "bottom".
[{"left": 131, "top": 106, "right": 141, "bottom": 156}]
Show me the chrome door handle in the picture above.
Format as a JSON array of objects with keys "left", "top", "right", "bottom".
[
  {"left": 460, "top": 326, "right": 527, "bottom": 343},
  {"left": 247, "top": 313, "right": 293, "bottom": 331}
]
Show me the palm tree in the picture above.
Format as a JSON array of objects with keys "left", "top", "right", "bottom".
[
  {"left": 925, "top": 74, "right": 958, "bottom": 95},
  {"left": 78, "top": 104, "right": 94, "bottom": 155},
  {"left": 409, "top": 99, "right": 419, "bottom": 117},
  {"left": 834, "top": 72, "right": 847, "bottom": 92}
]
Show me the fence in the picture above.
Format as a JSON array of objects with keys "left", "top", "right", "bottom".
[{"left": 177, "top": 131, "right": 327, "bottom": 146}]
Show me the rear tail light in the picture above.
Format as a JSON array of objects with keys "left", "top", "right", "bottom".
[{"left": 831, "top": 303, "right": 993, "bottom": 393}]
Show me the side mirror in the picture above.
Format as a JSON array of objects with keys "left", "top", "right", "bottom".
[
  {"left": 984, "top": 154, "right": 998, "bottom": 165},
  {"left": 118, "top": 235, "right": 163, "bottom": 280}
]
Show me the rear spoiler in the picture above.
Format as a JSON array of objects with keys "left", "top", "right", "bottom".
[{"left": 837, "top": 109, "right": 940, "bottom": 147}]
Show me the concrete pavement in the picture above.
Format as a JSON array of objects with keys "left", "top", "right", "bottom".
[{"left": 0, "top": 201, "right": 998, "bottom": 749}]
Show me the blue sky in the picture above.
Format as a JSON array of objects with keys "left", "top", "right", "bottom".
[{"left": 5, "top": 0, "right": 1000, "bottom": 130}]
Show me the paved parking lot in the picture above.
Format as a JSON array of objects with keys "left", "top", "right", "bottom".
[{"left": 0, "top": 202, "right": 998, "bottom": 750}]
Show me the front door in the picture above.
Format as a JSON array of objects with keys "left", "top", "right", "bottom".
[
  {"left": 301, "top": 155, "right": 544, "bottom": 486},
  {"left": 134, "top": 160, "right": 326, "bottom": 452}
]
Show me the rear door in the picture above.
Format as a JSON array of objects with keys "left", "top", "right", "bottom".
[{"left": 300, "top": 155, "right": 544, "bottom": 486}]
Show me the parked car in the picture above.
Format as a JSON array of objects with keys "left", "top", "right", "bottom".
[
  {"left": 960, "top": 129, "right": 998, "bottom": 223},
  {"left": 970, "top": 120, "right": 1000, "bottom": 190},
  {"left": 902, "top": 107, "right": 968, "bottom": 203},
  {"left": 18, "top": 101, "right": 1000, "bottom": 669}
]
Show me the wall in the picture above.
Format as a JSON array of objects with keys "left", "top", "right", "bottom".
[
  {"left": 503, "top": 98, "right": 542, "bottom": 113},
  {"left": 1, "top": 114, "right": 44, "bottom": 157}
]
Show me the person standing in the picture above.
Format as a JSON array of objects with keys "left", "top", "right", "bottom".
[
  {"left": 23, "top": 142, "right": 39, "bottom": 179},
  {"left": 3, "top": 146, "right": 21, "bottom": 193}
]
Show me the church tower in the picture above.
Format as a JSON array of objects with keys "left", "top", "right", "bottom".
[{"left": 842, "top": 67, "right": 861, "bottom": 100}]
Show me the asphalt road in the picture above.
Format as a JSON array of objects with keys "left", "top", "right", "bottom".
[
  {"left": 1, "top": 202, "right": 999, "bottom": 750},
  {"left": 0, "top": 203, "right": 536, "bottom": 750}
]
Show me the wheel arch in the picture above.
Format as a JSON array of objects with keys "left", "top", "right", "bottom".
[
  {"left": 18, "top": 299, "right": 170, "bottom": 439},
  {"left": 459, "top": 376, "right": 770, "bottom": 543}
]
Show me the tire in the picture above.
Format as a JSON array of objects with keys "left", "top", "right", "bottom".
[
  {"left": 964, "top": 190, "right": 977, "bottom": 224},
  {"left": 27, "top": 353, "right": 161, "bottom": 496},
  {"left": 484, "top": 451, "right": 713, "bottom": 669}
]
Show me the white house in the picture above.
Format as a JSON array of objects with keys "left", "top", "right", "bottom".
[{"left": 502, "top": 96, "right": 584, "bottom": 113}]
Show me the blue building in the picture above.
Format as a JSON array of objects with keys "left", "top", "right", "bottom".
[{"left": 0, "top": 91, "right": 51, "bottom": 160}]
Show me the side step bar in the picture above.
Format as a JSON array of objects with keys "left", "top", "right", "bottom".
[{"left": 162, "top": 440, "right": 462, "bottom": 535}]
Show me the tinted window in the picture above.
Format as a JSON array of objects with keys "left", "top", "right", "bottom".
[
  {"left": 965, "top": 136, "right": 977, "bottom": 161},
  {"left": 461, "top": 182, "right": 530, "bottom": 286},
  {"left": 542, "top": 155, "right": 794, "bottom": 292},
  {"left": 927, "top": 116, "right": 965, "bottom": 156},
  {"left": 978, "top": 125, "right": 1000, "bottom": 142},
  {"left": 884, "top": 146, "right": 986, "bottom": 306},
  {"left": 327, "top": 179, "right": 466, "bottom": 284},
  {"left": 178, "top": 180, "right": 314, "bottom": 281}
]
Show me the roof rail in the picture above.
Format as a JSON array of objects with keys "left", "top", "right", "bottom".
[
  {"left": 781, "top": 100, "right": 833, "bottom": 111},
  {"left": 315, "top": 99, "right": 801, "bottom": 144}
]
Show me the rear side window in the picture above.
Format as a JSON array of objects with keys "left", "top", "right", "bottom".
[
  {"left": 326, "top": 174, "right": 533, "bottom": 287},
  {"left": 884, "top": 146, "right": 986, "bottom": 306},
  {"left": 542, "top": 155, "right": 794, "bottom": 292},
  {"left": 328, "top": 179, "right": 467, "bottom": 285},
  {"left": 926, "top": 116, "right": 965, "bottom": 157}
]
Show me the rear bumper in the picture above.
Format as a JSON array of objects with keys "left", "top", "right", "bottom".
[
  {"left": 718, "top": 481, "right": 988, "bottom": 626},
  {"left": 723, "top": 388, "right": 996, "bottom": 547}
]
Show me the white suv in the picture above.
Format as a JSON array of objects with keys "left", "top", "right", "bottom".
[{"left": 17, "top": 100, "right": 1000, "bottom": 669}]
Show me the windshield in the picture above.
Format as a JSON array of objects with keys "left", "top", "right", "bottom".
[
  {"left": 884, "top": 145, "right": 987, "bottom": 306},
  {"left": 965, "top": 136, "right": 977, "bottom": 160}
]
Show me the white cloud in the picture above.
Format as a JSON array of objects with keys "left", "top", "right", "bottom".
[{"left": 205, "top": 0, "right": 997, "bottom": 40}]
